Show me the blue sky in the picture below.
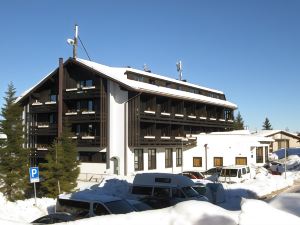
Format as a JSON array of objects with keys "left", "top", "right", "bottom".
[{"left": 0, "top": 0, "right": 299, "bottom": 132}]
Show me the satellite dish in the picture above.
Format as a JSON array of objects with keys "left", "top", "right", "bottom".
[{"left": 67, "top": 38, "right": 75, "bottom": 45}]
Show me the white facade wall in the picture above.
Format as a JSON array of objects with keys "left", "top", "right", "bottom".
[
  {"left": 107, "top": 80, "right": 127, "bottom": 175},
  {"left": 125, "top": 134, "right": 271, "bottom": 175}
]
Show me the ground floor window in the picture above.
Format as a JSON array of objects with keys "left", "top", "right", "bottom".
[
  {"left": 214, "top": 157, "right": 223, "bottom": 167},
  {"left": 256, "top": 147, "right": 264, "bottom": 163},
  {"left": 165, "top": 148, "right": 173, "bottom": 168},
  {"left": 278, "top": 139, "right": 289, "bottom": 149},
  {"left": 134, "top": 149, "right": 144, "bottom": 171},
  {"left": 265, "top": 146, "right": 269, "bottom": 162},
  {"left": 79, "top": 152, "right": 106, "bottom": 163},
  {"left": 176, "top": 148, "right": 182, "bottom": 166},
  {"left": 148, "top": 149, "right": 156, "bottom": 170},
  {"left": 236, "top": 157, "right": 247, "bottom": 165},
  {"left": 193, "top": 157, "right": 202, "bottom": 167}
]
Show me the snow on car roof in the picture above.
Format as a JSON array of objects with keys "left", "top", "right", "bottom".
[{"left": 59, "top": 190, "right": 122, "bottom": 203}]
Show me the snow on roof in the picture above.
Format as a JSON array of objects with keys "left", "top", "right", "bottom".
[
  {"left": 76, "top": 58, "right": 237, "bottom": 109},
  {"left": 15, "top": 57, "right": 237, "bottom": 109},
  {"left": 125, "top": 67, "right": 224, "bottom": 95},
  {"left": 195, "top": 130, "right": 274, "bottom": 146},
  {"left": 15, "top": 68, "right": 57, "bottom": 103},
  {"left": 254, "top": 130, "right": 300, "bottom": 139},
  {"left": 0, "top": 133, "right": 7, "bottom": 139}
]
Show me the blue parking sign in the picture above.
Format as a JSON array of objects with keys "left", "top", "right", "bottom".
[{"left": 29, "top": 167, "right": 40, "bottom": 183}]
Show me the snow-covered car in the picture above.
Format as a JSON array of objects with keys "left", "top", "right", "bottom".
[
  {"left": 179, "top": 171, "right": 205, "bottom": 179},
  {"left": 56, "top": 193, "right": 136, "bottom": 218},
  {"left": 31, "top": 212, "right": 74, "bottom": 224},
  {"left": 127, "top": 199, "right": 153, "bottom": 211}
]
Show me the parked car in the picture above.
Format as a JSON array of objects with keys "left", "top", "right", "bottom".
[
  {"left": 127, "top": 199, "right": 153, "bottom": 211},
  {"left": 131, "top": 172, "right": 208, "bottom": 208},
  {"left": 202, "top": 167, "right": 222, "bottom": 178},
  {"left": 179, "top": 171, "right": 205, "bottom": 179},
  {"left": 263, "top": 161, "right": 284, "bottom": 175},
  {"left": 218, "top": 165, "right": 252, "bottom": 183},
  {"left": 56, "top": 192, "right": 136, "bottom": 218},
  {"left": 31, "top": 212, "right": 74, "bottom": 224}
]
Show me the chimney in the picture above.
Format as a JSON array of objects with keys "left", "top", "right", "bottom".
[{"left": 58, "top": 58, "right": 64, "bottom": 137}]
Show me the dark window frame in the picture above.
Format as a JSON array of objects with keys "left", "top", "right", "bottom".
[
  {"left": 176, "top": 148, "right": 182, "bottom": 167},
  {"left": 148, "top": 148, "right": 157, "bottom": 170},
  {"left": 165, "top": 148, "right": 173, "bottom": 168},
  {"left": 193, "top": 157, "right": 202, "bottom": 167},
  {"left": 134, "top": 149, "right": 144, "bottom": 171}
]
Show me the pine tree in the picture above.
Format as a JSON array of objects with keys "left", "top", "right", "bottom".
[
  {"left": 40, "top": 125, "right": 79, "bottom": 197},
  {"left": 0, "top": 82, "right": 29, "bottom": 201},
  {"left": 233, "top": 111, "right": 244, "bottom": 130},
  {"left": 262, "top": 117, "right": 272, "bottom": 130}
]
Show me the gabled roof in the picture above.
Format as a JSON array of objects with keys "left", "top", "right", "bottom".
[
  {"left": 254, "top": 130, "right": 300, "bottom": 140},
  {"left": 17, "top": 58, "right": 237, "bottom": 109}
]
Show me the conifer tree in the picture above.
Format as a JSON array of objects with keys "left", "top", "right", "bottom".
[
  {"left": 0, "top": 82, "right": 29, "bottom": 201},
  {"left": 262, "top": 117, "right": 273, "bottom": 130},
  {"left": 233, "top": 111, "right": 245, "bottom": 130},
  {"left": 40, "top": 125, "right": 79, "bottom": 197}
]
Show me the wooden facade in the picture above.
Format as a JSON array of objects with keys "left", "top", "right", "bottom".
[{"left": 18, "top": 57, "right": 236, "bottom": 166}]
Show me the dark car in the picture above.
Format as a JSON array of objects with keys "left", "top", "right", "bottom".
[
  {"left": 139, "top": 196, "right": 174, "bottom": 209},
  {"left": 179, "top": 171, "right": 205, "bottom": 179},
  {"left": 202, "top": 167, "right": 222, "bottom": 178},
  {"left": 31, "top": 212, "right": 74, "bottom": 224}
]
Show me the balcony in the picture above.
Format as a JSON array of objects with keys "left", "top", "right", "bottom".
[
  {"left": 63, "top": 88, "right": 100, "bottom": 100},
  {"left": 64, "top": 110, "right": 100, "bottom": 122},
  {"left": 31, "top": 124, "right": 57, "bottom": 136},
  {"left": 30, "top": 103, "right": 57, "bottom": 113},
  {"left": 36, "top": 144, "right": 49, "bottom": 151}
]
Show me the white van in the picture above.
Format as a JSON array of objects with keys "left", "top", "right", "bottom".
[
  {"left": 218, "top": 165, "right": 252, "bottom": 183},
  {"left": 131, "top": 173, "right": 208, "bottom": 204},
  {"left": 56, "top": 192, "right": 136, "bottom": 218}
]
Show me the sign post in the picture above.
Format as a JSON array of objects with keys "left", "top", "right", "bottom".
[{"left": 29, "top": 167, "right": 40, "bottom": 206}]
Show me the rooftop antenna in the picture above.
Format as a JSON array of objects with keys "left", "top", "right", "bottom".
[
  {"left": 143, "top": 64, "right": 151, "bottom": 73},
  {"left": 176, "top": 60, "right": 183, "bottom": 80},
  {"left": 67, "top": 24, "right": 78, "bottom": 59}
]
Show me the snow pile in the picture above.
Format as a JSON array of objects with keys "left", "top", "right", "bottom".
[
  {"left": 269, "top": 193, "right": 300, "bottom": 217},
  {"left": 0, "top": 193, "right": 55, "bottom": 223},
  {"left": 63, "top": 200, "right": 239, "bottom": 225},
  {"left": 239, "top": 199, "right": 300, "bottom": 225}
]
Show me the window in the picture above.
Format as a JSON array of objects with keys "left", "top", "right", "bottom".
[
  {"left": 265, "top": 146, "right": 269, "bottom": 162},
  {"left": 176, "top": 148, "right": 182, "bottom": 166},
  {"left": 77, "top": 80, "right": 93, "bottom": 88},
  {"left": 214, "top": 157, "right": 223, "bottom": 167},
  {"left": 278, "top": 140, "right": 289, "bottom": 149},
  {"left": 93, "top": 203, "right": 109, "bottom": 216},
  {"left": 49, "top": 113, "right": 56, "bottom": 124},
  {"left": 236, "top": 157, "right": 247, "bottom": 165},
  {"left": 49, "top": 94, "right": 57, "bottom": 102},
  {"left": 193, "top": 157, "right": 202, "bottom": 167},
  {"left": 79, "top": 152, "right": 106, "bottom": 163},
  {"left": 85, "top": 80, "right": 93, "bottom": 87},
  {"left": 76, "top": 101, "right": 81, "bottom": 111},
  {"left": 134, "top": 149, "right": 144, "bottom": 171},
  {"left": 256, "top": 147, "right": 264, "bottom": 163},
  {"left": 88, "top": 124, "right": 93, "bottom": 136},
  {"left": 88, "top": 100, "right": 93, "bottom": 111},
  {"left": 165, "top": 148, "right": 173, "bottom": 168},
  {"left": 153, "top": 187, "right": 170, "bottom": 198},
  {"left": 76, "top": 124, "right": 81, "bottom": 135},
  {"left": 148, "top": 149, "right": 156, "bottom": 170}
]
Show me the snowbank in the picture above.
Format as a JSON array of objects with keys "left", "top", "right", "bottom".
[{"left": 239, "top": 199, "right": 300, "bottom": 225}]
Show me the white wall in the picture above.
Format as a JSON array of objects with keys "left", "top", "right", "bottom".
[
  {"left": 126, "top": 134, "right": 270, "bottom": 175},
  {"left": 107, "top": 80, "right": 127, "bottom": 175}
]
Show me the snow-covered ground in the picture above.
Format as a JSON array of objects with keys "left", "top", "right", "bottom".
[{"left": 1, "top": 156, "right": 300, "bottom": 225}]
